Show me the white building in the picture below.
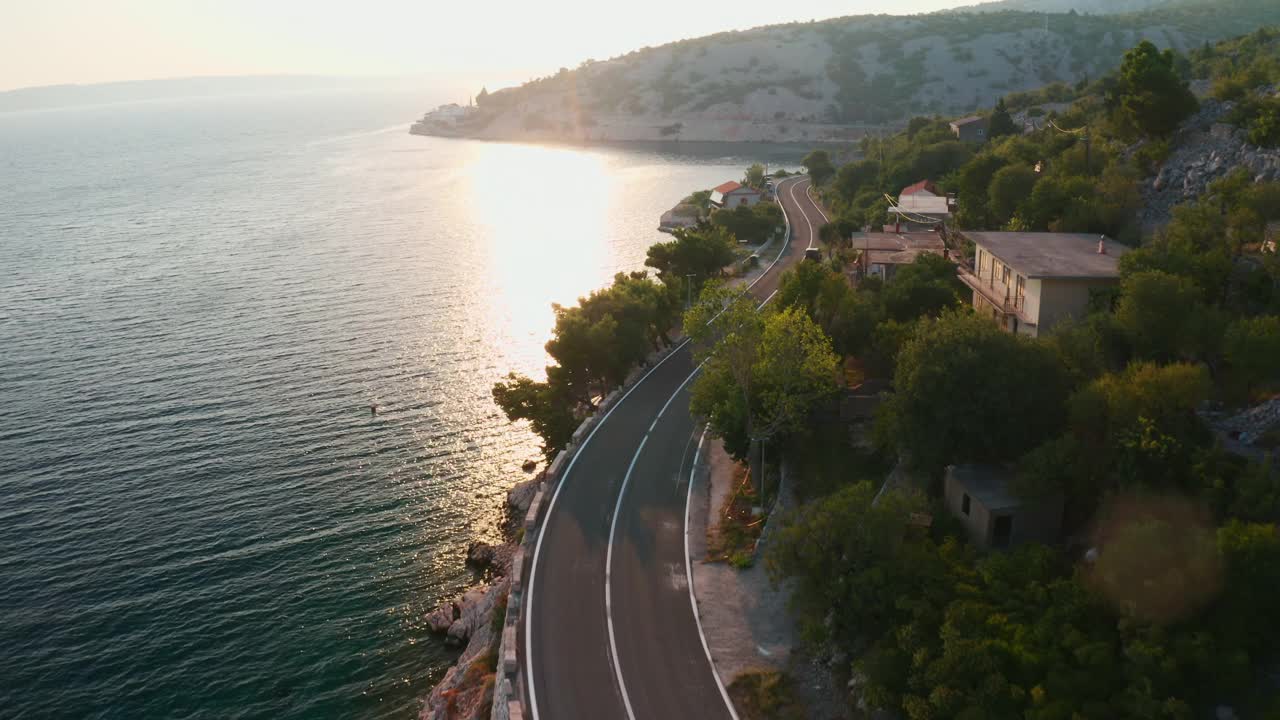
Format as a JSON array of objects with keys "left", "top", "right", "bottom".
[{"left": 709, "top": 181, "right": 761, "bottom": 209}]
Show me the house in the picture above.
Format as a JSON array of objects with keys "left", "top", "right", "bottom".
[
  {"left": 852, "top": 231, "right": 947, "bottom": 282},
  {"left": 957, "top": 231, "right": 1128, "bottom": 337},
  {"left": 950, "top": 116, "right": 989, "bottom": 143},
  {"left": 944, "top": 465, "right": 1063, "bottom": 550},
  {"left": 709, "top": 181, "right": 761, "bottom": 209},
  {"left": 887, "top": 194, "right": 952, "bottom": 230}
]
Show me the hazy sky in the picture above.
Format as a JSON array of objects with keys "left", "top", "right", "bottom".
[{"left": 1, "top": 0, "right": 969, "bottom": 93}]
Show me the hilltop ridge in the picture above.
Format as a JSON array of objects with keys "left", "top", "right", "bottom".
[{"left": 411, "top": 0, "right": 1279, "bottom": 144}]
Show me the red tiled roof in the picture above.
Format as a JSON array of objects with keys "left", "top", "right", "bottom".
[
  {"left": 713, "top": 180, "right": 743, "bottom": 194},
  {"left": 901, "top": 180, "right": 937, "bottom": 196}
]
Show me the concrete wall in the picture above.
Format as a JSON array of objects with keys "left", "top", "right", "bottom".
[
  {"left": 943, "top": 474, "right": 1063, "bottom": 549},
  {"left": 1037, "top": 278, "right": 1116, "bottom": 334},
  {"left": 943, "top": 474, "right": 992, "bottom": 546}
]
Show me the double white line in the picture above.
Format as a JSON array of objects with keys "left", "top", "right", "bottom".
[{"left": 527, "top": 176, "right": 804, "bottom": 720}]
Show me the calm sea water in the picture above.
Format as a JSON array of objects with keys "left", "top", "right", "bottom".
[{"left": 0, "top": 87, "right": 793, "bottom": 719}]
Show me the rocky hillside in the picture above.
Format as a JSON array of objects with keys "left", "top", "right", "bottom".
[
  {"left": 1141, "top": 88, "right": 1280, "bottom": 229},
  {"left": 422, "top": 0, "right": 1279, "bottom": 144}
]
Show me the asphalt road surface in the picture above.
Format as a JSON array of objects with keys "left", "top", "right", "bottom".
[{"left": 525, "top": 176, "right": 825, "bottom": 720}]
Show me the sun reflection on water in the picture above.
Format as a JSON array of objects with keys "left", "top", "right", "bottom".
[{"left": 465, "top": 142, "right": 616, "bottom": 380}]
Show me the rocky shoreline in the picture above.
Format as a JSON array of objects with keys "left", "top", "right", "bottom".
[{"left": 418, "top": 475, "right": 541, "bottom": 720}]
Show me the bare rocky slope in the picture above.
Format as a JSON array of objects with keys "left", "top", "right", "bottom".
[{"left": 421, "top": 0, "right": 1278, "bottom": 144}]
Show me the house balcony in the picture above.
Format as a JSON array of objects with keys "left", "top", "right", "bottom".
[{"left": 957, "top": 265, "right": 1026, "bottom": 318}]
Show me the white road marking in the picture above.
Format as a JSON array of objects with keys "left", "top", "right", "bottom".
[
  {"left": 685, "top": 427, "right": 741, "bottom": 720},
  {"left": 527, "top": 176, "right": 803, "bottom": 720}
]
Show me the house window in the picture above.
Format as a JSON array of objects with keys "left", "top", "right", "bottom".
[
  {"left": 961, "top": 493, "right": 971, "bottom": 516},
  {"left": 1001, "top": 265, "right": 1011, "bottom": 285},
  {"left": 1015, "top": 275, "right": 1026, "bottom": 307}
]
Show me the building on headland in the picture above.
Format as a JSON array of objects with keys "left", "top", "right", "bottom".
[
  {"left": 410, "top": 103, "right": 478, "bottom": 136},
  {"left": 944, "top": 464, "right": 1063, "bottom": 550},
  {"left": 852, "top": 230, "right": 947, "bottom": 282},
  {"left": 709, "top": 181, "right": 762, "bottom": 209},
  {"left": 950, "top": 115, "right": 989, "bottom": 143},
  {"left": 956, "top": 231, "right": 1128, "bottom": 338}
]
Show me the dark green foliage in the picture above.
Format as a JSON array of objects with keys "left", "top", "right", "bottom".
[
  {"left": 880, "top": 311, "right": 1070, "bottom": 473},
  {"left": 988, "top": 97, "right": 1018, "bottom": 138},
  {"left": 1106, "top": 41, "right": 1199, "bottom": 138},
  {"left": 801, "top": 150, "right": 835, "bottom": 186},
  {"left": 644, "top": 225, "right": 736, "bottom": 285},
  {"left": 710, "top": 203, "right": 783, "bottom": 245}
]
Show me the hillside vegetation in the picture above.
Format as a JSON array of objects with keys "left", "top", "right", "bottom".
[{"left": 438, "top": 0, "right": 1278, "bottom": 143}]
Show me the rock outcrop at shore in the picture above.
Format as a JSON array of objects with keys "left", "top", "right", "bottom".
[{"left": 418, "top": 475, "right": 542, "bottom": 720}]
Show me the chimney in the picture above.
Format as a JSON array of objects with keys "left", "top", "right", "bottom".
[{"left": 1097, "top": 237, "right": 1106, "bottom": 255}]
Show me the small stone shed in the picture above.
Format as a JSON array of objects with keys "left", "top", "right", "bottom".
[{"left": 943, "top": 464, "right": 1063, "bottom": 549}]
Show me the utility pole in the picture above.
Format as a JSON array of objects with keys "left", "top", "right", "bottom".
[{"left": 686, "top": 274, "right": 695, "bottom": 309}]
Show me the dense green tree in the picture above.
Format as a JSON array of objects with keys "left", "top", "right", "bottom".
[
  {"left": 644, "top": 225, "right": 736, "bottom": 286},
  {"left": 880, "top": 311, "right": 1070, "bottom": 473},
  {"left": 688, "top": 288, "right": 839, "bottom": 483},
  {"left": 766, "top": 482, "right": 935, "bottom": 647},
  {"left": 1115, "top": 270, "right": 1219, "bottom": 362},
  {"left": 953, "top": 153, "right": 1006, "bottom": 228},
  {"left": 710, "top": 202, "right": 783, "bottom": 245},
  {"left": 492, "top": 373, "right": 578, "bottom": 458},
  {"left": 1107, "top": 40, "right": 1199, "bottom": 137},
  {"left": 988, "top": 97, "right": 1018, "bottom": 138},
  {"left": 878, "top": 254, "right": 968, "bottom": 322},
  {"left": 743, "top": 163, "right": 767, "bottom": 190},
  {"left": 802, "top": 149, "right": 836, "bottom": 186},
  {"left": 987, "top": 164, "right": 1039, "bottom": 226},
  {"left": 1223, "top": 315, "right": 1280, "bottom": 395}
]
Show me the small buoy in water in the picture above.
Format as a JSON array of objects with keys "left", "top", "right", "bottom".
[
  {"left": 522, "top": 460, "right": 537, "bottom": 473},
  {"left": 370, "top": 404, "right": 378, "bottom": 417}
]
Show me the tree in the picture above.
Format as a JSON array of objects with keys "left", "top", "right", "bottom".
[
  {"left": 878, "top": 254, "right": 968, "bottom": 322},
  {"left": 802, "top": 150, "right": 836, "bottom": 186},
  {"left": 880, "top": 311, "right": 1070, "bottom": 473},
  {"left": 492, "top": 373, "right": 577, "bottom": 458},
  {"left": 1107, "top": 40, "right": 1198, "bottom": 137},
  {"left": 987, "top": 165, "right": 1038, "bottom": 226},
  {"left": 644, "top": 225, "right": 736, "bottom": 287},
  {"left": 743, "top": 163, "right": 767, "bottom": 190},
  {"left": 687, "top": 288, "right": 839, "bottom": 488},
  {"left": 1114, "top": 270, "right": 1216, "bottom": 362},
  {"left": 475, "top": 86, "right": 490, "bottom": 106},
  {"left": 1223, "top": 315, "right": 1280, "bottom": 395},
  {"left": 988, "top": 97, "right": 1018, "bottom": 138},
  {"left": 766, "top": 482, "right": 933, "bottom": 648},
  {"left": 711, "top": 202, "right": 782, "bottom": 245}
]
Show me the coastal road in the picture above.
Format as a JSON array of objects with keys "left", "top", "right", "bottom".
[{"left": 525, "top": 176, "right": 825, "bottom": 720}]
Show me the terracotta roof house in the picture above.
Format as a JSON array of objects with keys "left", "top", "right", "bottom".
[
  {"left": 900, "top": 180, "right": 939, "bottom": 197},
  {"left": 709, "top": 181, "right": 762, "bottom": 209}
]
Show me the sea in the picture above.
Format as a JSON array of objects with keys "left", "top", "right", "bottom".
[{"left": 0, "top": 85, "right": 798, "bottom": 719}]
